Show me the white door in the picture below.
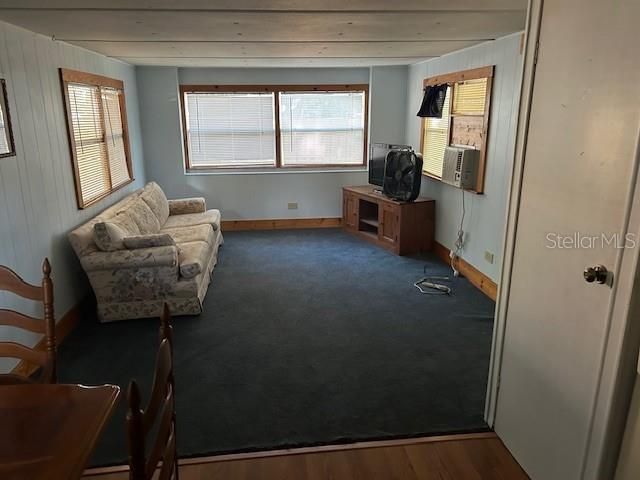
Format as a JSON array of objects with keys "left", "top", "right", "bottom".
[{"left": 494, "top": 0, "right": 640, "bottom": 479}]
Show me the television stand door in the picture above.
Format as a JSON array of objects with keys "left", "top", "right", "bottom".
[{"left": 342, "top": 185, "right": 435, "bottom": 255}]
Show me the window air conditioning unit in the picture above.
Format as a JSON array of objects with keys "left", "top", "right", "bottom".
[{"left": 442, "top": 146, "right": 480, "bottom": 189}]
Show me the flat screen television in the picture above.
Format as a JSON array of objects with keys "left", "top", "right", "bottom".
[{"left": 369, "top": 143, "right": 410, "bottom": 189}]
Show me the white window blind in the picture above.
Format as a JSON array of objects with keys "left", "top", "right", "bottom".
[
  {"left": 67, "top": 82, "right": 131, "bottom": 207},
  {"left": 102, "top": 88, "right": 130, "bottom": 189},
  {"left": 452, "top": 78, "right": 488, "bottom": 116},
  {"left": 422, "top": 86, "right": 451, "bottom": 178},
  {"left": 184, "top": 92, "right": 276, "bottom": 168},
  {"left": 0, "top": 104, "right": 8, "bottom": 154},
  {"left": 279, "top": 91, "right": 365, "bottom": 166}
]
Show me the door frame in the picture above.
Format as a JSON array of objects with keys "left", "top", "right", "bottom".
[
  {"left": 484, "top": 0, "right": 543, "bottom": 428},
  {"left": 484, "top": 1, "right": 640, "bottom": 478}
]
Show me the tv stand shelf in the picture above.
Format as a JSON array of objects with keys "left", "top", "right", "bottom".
[
  {"left": 342, "top": 186, "right": 435, "bottom": 256},
  {"left": 359, "top": 217, "right": 379, "bottom": 228}
]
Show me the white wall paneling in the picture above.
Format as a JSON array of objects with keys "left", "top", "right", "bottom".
[
  {"left": 0, "top": 20, "right": 146, "bottom": 370},
  {"left": 405, "top": 33, "right": 524, "bottom": 281}
]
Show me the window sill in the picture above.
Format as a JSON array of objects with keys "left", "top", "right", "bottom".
[
  {"left": 185, "top": 167, "right": 367, "bottom": 176},
  {"left": 78, "top": 178, "right": 135, "bottom": 209}
]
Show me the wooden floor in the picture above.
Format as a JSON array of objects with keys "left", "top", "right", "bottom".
[{"left": 83, "top": 433, "right": 528, "bottom": 479}]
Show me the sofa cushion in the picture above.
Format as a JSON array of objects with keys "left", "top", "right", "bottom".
[
  {"left": 93, "top": 212, "right": 141, "bottom": 252},
  {"left": 168, "top": 198, "right": 206, "bottom": 216},
  {"left": 161, "top": 224, "right": 214, "bottom": 246},
  {"left": 141, "top": 182, "right": 170, "bottom": 226},
  {"left": 126, "top": 198, "right": 161, "bottom": 234},
  {"left": 163, "top": 209, "right": 221, "bottom": 232},
  {"left": 123, "top": 233, "right": 175, "bottom": 250},
  {"left": 177, "top": 240, "right": 210, "bottom": 279}
]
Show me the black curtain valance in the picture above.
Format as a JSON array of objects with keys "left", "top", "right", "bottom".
[{"left": 416, "top": 84, "right": 448, "bottom": 118}]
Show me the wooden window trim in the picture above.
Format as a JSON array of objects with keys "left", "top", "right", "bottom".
[
  {"left": 420, "top": 66, "right": 494, "bottom": 193},
  {"left": 60, "top": 68, "right": 124, "bottom": 90},
  {"left": 60, "top": 69, "right": 134, "bottom": 209},
  {"left": 179, "top": 84, "right": 369, "bottom": 172}
]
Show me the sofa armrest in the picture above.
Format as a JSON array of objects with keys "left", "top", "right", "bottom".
[
  {"left": 80, "top": 245, "right": 179, "bottom": 272},
  {"left": 168, "top": 197, "right": 206, "bottom": 215}
]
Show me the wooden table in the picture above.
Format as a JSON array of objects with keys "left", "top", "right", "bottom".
[{"left": 0, "top": 384, "right": 120, "bottom": 480}]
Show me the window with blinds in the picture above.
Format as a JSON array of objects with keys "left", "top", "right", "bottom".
[
  {"left": 0, "top": 78, "right": 15, "bottom": 157},
  {"left": 61, "top": 69, "right": 132, "bottom": 209},
  {"left": 183, "top": 92, "right": 276, "bottom": 168},
  {"left": 279, "top": 91, "right": 365, "bottom": 166},
  {"left": 452, "top": 78, "right": 488, "bottom": 116},
  {"left": 421, "top": 71, "right": 491, "bottom": 182},
  {"left": 180, "top": 85, "right": 368, "bottom": 170},
  {"left": 422, "top": 86, "right": 451, "bottom": 178},
  {"left": 0, "top": 105, "right": 8, "bottom": 153}
]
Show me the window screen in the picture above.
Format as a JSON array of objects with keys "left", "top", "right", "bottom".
[
  {"left": 279, "top": 91, "right": 365, "bottom": 166},
  {"left": 184, "top": 92, "right": 276, "bottom": 168}
]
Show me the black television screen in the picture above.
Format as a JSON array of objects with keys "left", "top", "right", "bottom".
[{"left": 369, "top": 143, "right": 410, "bottom": 188}]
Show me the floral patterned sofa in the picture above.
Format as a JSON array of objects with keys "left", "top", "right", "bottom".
[{"left": 69, "top": 182, "right": 223, "bottom": 322}]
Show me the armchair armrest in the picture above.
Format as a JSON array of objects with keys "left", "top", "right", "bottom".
[
  {"left": 168, "top": 197, "right": 206, "bottom": 215},
  {"left": 80, "top": 245, "right": 179, "bottom": 272}
]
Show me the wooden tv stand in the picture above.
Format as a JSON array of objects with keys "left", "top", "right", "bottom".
[{"left": 342, "top": 186, "right": 435, "bottom": 255}]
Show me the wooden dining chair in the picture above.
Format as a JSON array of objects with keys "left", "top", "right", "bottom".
[
  {"left": 0, "top": 258, "right": 56, "bottom": 385},
  {"left": 126, "top": 304, "right": 179, "bottom": 480}
]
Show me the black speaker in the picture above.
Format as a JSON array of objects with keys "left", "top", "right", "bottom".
[{"left": 382, "top": 149, "right": 423, "bottom": 202}]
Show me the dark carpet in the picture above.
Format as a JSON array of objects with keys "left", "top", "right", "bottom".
[{"left": 57, "top": 228, "right": 496, "bottom": 467}]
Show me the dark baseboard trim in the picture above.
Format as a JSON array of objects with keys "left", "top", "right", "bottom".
[
  {"left": 11, "top": 295, "right": 92, "bottom": 377},
  {"left": 222, "top": 217, "right": 342, "bottom": 231},
  {"left": 433, "top": 242, "right": 498, "bottom": 301}
]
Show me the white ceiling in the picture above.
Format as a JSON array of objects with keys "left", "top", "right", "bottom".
[{"left": 0, "top": 1, "right": 527, "bottom": 67}]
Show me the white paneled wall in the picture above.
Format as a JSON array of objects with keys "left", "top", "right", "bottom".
[
  {"left": 405, "top": 33, "right": 524, "bottom": 281},
  {"left": 0, "top": 20, "right": 146, "bottom": 370}
]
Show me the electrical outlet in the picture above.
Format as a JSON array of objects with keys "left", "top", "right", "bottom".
[
  {"left": 287, "top": 202, "right": 298, "bottom": 210},
  {"left": 484, "top": 250, "right": 495, "bottom": 264}
]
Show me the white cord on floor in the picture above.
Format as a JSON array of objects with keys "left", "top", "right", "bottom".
[
  {"left": 414, "top": 264, "right": 452, "bottom": 295},
  {"left": 414, "top": 277, "right": 452, "bottom": 295}
]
